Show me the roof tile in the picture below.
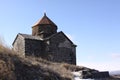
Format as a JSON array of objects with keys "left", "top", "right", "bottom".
[{"left": 33, "top": 13, "right": 57, "bottom": 27}]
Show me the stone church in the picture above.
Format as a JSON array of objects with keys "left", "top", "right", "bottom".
[{"left": 12, "top": 13, "right": 76, "bottom": 65}]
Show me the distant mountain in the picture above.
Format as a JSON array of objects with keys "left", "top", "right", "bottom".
[
  {"left": 109, "top": 71, "right": 120, "bottom": 79},
  {"left": 110, "top": 70, "right": 120, "bottom": 75}
]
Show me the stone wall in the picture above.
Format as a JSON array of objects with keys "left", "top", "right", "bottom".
[
  {"left": 32, "top": 26, "right": 39, "bottom": 36},
  {"left": 92, "top": 71, "right": 109, "bottom": 79},
  {"left": 25, "top": 39, "right": 45, "bottom": 57},
  {"left": 45, "top": 32, "right": 76, "bottom": 65},
  {"left": 13, "top": 35, "right": 25, "bottom": 56}
]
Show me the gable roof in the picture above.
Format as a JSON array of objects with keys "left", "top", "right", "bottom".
[
  {"left": 19, "top": 33, "right": 43, "bottom": 40},
  {"left": 32, "top": 13, "right": 57, "bottom": 27},
  {"left": 45, "top": 31, "right": 76, "bottom": 46},
  {"left": 12, "top": 32, "right": 76, "bottom": 47},
  {"left": 12, "top": 33, "right": 43, "bottom": 45}
]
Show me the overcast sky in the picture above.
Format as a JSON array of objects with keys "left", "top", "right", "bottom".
[{"left": 0, "top": 0, "right": 120, "bottom": 71}]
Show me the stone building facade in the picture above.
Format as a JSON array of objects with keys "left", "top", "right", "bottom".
[{"left": 13, "top": 13, "right": 76, "bottom": 65}]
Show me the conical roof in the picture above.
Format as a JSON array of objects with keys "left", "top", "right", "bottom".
[{"left": 33, "top": 13, "right": 57, "bottom": 27}]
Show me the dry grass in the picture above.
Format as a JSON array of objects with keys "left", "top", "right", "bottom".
[{"left": 0, "top": 41, "right": 16, "bottom": 80}]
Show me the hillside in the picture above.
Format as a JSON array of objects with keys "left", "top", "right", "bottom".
[
  {"left": 0, "top": 42, "right": 96, "bottom": 80},
  {"left": 0, "top": 42, "right": 120, "bottom": 80}
]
